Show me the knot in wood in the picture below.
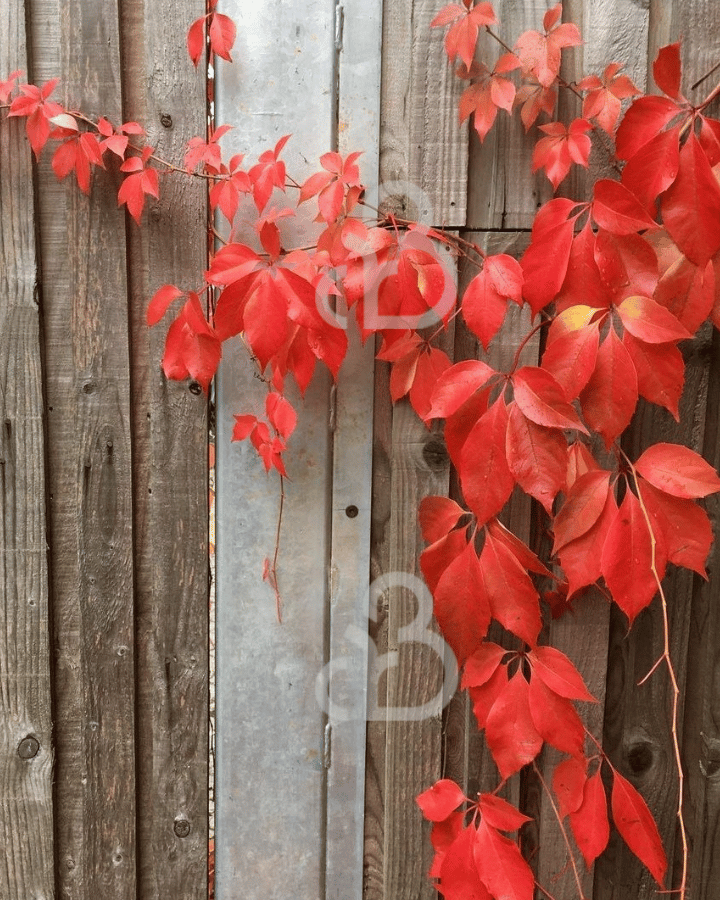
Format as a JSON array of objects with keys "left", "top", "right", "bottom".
[
  {"left": 160, "top": 113, "right": 173, "bottom": 128},
  {"left": 17, "top": 735, "right": 40, "bottom": 759},
  {"left": 422, "top": 438, "right": 449, "bottom": 472}
]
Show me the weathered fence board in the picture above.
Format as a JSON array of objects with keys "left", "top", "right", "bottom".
[
  {"left": 4, "top": 1, "right": 720, "bottom": 899},
  {"left": 121, "top": 0, "right": 210, "bottom": 896},
  {"left": 31, "top": 0, "right": 138, "bottom": 895},
  {"left": 0, "top": 5, "right": 54, "bottom": 898}
]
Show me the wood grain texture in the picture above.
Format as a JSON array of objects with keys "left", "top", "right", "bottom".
[
  {"left": 365, "top": 314, "right": 455, "bottom": 898},
  {"left": 120, "top": 0, "right": 210, "bottom": 897},
  {"left": 593, "top": 2, "right": 720, "bottom": 894},
  {"left": 0, "top": 6, "right": 54, "bottom": 893},
  {"left": 466, "top": 0, "right": 552, "bottom": 230},
  {"left": 686, "top": 329, "right": 720, "bottom": 899},
  {"left": 29, "top": 0, "right": 137, "bottom": 895},
  {"left": 380, "top": 0, "right": 468, "bottom": 227}
]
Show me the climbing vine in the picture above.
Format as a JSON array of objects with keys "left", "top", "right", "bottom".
[{"left": 4, "top": 2, "right": 720, "bottom": 897}]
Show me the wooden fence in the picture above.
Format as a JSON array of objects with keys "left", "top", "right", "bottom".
[{"left": 3, "top": 1, "right": 720, "bottom": 899}]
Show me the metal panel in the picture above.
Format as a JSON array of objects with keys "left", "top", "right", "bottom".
[
  {"left": 323, "top": 2, "right": 382, "bottom": 896},
  {"left": 215, "top": 3, "right": 336, "bottom": 898}
]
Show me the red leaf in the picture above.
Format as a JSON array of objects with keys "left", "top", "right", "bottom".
[
  {"left": 622, "top": 333, "right": 684, "bottom": 419},
  {"left": 557, "top": 486, "right": 618, "bottom": 598},
  {"left": 621, "top": 126, "right": 680, "bottom": 212},
  {"left": 635, "top": 443, "right": 720, "bottom": 498},
  {"left": 434, "top": 539, "right": 491, "bottom": 667},
  {"left": 459, "top": 398, "right": 514, "bottom": 527},
  {"left": 532, "top": 119, "right": 592, "bottom": 190},
  {"left": 553, "top": 470, "right": 613, "bottom": 553},
  {"left": 474, "top": 819, "right": 535, "bottom": 900},
  {"left": 654, "top": 255, "right": 714, "bottom": 334},
  {"left": 594, "top": 230, "right": 658, "bottom": 302},
  {"left": 187, "top": 17, "right": 206, "bottom": 66},
  {"left": 553, "top": 757, "right": 587, "bottom": 818},
  {"left": 615, "top": 95, "right": 682, "bottom": 162},
  {"left": 408, "top": 348, "right": 452, "bottom": 421},
  {"left": 528, "top": 674, "right": 585, "bottom": 757},
  {"left": 611, "top": 770, "right": 667, "bottom": 885},
  {"left": 463, "top": 268, "right": 511, "bottom": 350},
  {"left": 512, "top": 366, "right": 587, "bottom": 432},
  {"left": 616, "top": 294, "right": 690, "bottom": 343},
  {"left": 528, "top": 645, "right": 596, "bottom": 702},
  {"left": 486, "top": 518, "right": 551, "bottom": 577},
  {"left": 541, "top": 320, "right": 599, "bottom": 400},
  {"left": 209, "top": 12, "right": 237, "bottom": 62},
  {"left": 480, "top": 528, "right": 542, "bottom": 647},
  {"left": 653, "top": 42, "right": 683, "bottom": 100},
  {"left": 506, "top": 403, "right": 567, "bottom": 514},
  {"left": 419, "top": 495, "right": 466, "bottom": 544},
  {"left": 662, "top": 133, "right": 720, "bottom": 266},
  {"left": 569, "top": 770, "right": 610, "bottom": 867},
  {"left": 426, "top": 360, "right": 496, "bottom": 420},
  {"left": 420, "top": 529, "right": 467, "bottom": 594},
  {"left": 555, "top": 221, "right": 608, "bottom": 312},
  {"left": 478, "top": 794, "right": 531, "bottom": 832},
  {"left": 591, "top": 179, "right": 658, "bottom": 235},
  {"left": 521, "top": 205, "right": 576, "bottom": 314},
  {"left": 469, "top": 664, "right": 509, "bottom": 730},
  {"left": 514, "top": 18, "right": 582, "bottom": 88},
  {"left": 265, "top": 392, "right": 297, "bottom": 439},
  {"left": 579, "top": 327, "right": 638, "bottom": 448},
  {"left": 485, "top": 671, "right": 542, "bottom": 779},
  {"left": 445, "top": 389, "right": 492, "bottom": 471},
  {"left": 638, "top": 480, "right": 713, "bottom": 577},
  {"left": 601, "top": 489, "right": 662, "bottom": 623},
  {"left": 147, "top": 284, "right": 184, "bottom": 325},
  {"left": 417, "top": 779, "right": 467, "bottom": 822},
  {"left": 461, "top": 642, "right": 507, "bottom": 690},
  {"left": 438, "top": 825, "right": 492, "bottom": 900}
]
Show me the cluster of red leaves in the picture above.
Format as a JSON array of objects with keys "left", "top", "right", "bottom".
[{"left": 6, "top": 3, "right": 720, "bottom": 897}]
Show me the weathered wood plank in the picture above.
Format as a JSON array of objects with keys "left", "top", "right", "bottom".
[
  {"left": 467, "top": 0, "right": 552, "bottom": 230},
  {"left": 120, "top": 0, "right": 210, "bottom": 897},
  {"left": 442, "top": 232, "right": 534, "bottom": 808},
  {"left": 365, "top": 315, "right": 455, "bottom": 899},
  {"left": 687, "top": 329, "right": 720, "bottom": 899},
  {"left": 29, "top": 0, "right": 137, "bottom": 895},
  {"left": 593, "top": 1, "right": 720, "bottom": 894},
  {"left": 381, "top": 0, "right": 467, "bottom": 227},
  {"left": 0, "top": 7, "right": 54, "bottom": 894},
  {"left": 324, "top": 0, "right": 381, "bottom": 895},
  {"left": 214, "top": 2, "right": 336, "bottom": 897}
]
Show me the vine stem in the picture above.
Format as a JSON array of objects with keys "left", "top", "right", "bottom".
[
  {"left": 532, "top": 761, "right": 588, "bottom": 900},
  {"left": 624, "top": 454, "right": 688, "bottom": 900},
  {"left": 263, "top": 473, "right": 286, "bottom": 623}
]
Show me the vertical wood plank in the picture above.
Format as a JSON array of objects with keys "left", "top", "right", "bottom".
[
  {"left": 467, "top": 0, "right": 552, "bottom": 231},
  {"left": 593, "top": 2, "right": 720, "bottom": 894},
  {"left": 120, "top": 0, "right": 210, "bottom": 896},
  {"left": 686, "top": 329, "right": 720, "bottom": 899},
  {"left": 214, "top": 2, "right": 336, "bottom": 897},
  {"left": 365, "top": 324, "right": 456, "bottom": 899},
  {"left": 0, "top": 2, "right": 54, "bottom": 895},
  {"left": 29, "top": 0, "right": 137, "bottom": 895},
  {"left": 381, "top": 0, "right": 468, "bottom": 227},
  {"left": 324, "top": 0, "right": 381, "bottom": 896}
]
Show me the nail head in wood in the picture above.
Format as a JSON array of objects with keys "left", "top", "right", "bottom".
[{"left": 174, "top": 817, "right": 191, "bottom": 838}]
